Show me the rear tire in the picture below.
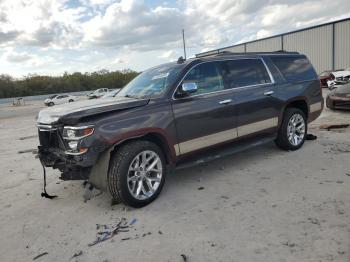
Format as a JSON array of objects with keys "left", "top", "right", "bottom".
[
  {"left": 275, "top": 108, "right": 307, "bottom": 151},
  {"left": 108, "top": 140, "right": 167, "bottom": 208}
]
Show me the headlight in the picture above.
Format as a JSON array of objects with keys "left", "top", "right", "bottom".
[
  {"left": 63, "top": 126, "right": 94, "bottom": 155},
  {"left": 63, "top": 126, "right": 94, "bottom": 140},
  {"left": 67, "top": 141, "right": 78, "bottom": 151}
]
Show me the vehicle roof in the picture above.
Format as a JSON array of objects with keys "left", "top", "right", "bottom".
[
  {"left": 150, "top": 51, "right": 305, "bottom": 73},
  {"left": 171, "top": 51, "right": 304, "bottom": 67}
]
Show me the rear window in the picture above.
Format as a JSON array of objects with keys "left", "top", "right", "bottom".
[
  {"left": 219, "top": 59, "right": 272, "bottom": 89},
  {"left": 271, "top": 56, "right": 317, "bottom": 82}
]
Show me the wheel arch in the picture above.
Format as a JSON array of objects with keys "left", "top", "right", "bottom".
[
  {"left": 279, "top": 98, "right": 309, "bottom": 127},
  {"left": 88, "top": 130, "right": 176, "bottom": 192},
  {"left": 110, "top": 132, "right": 175, "bottom": 166}
]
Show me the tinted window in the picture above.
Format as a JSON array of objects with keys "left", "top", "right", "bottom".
[
  {"left": 271, "top": 56, "right": 317, "bottom": 82},
  {"left": 219, "top": 59, "right": 271, "bottom": 89},
  {"left": 182, "top": 62, "right": 223, "bottom": 95}
]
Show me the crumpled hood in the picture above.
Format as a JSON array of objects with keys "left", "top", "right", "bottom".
[{"left": 37, "top": 97, "right": 149, "bottom": 125}]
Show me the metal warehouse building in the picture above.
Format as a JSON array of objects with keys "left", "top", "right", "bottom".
[{"left": 196, "top": 17, "right": 350, "bottom": 73}]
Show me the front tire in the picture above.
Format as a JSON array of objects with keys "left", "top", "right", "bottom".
[
  {"left": 275, "top": 108, "right": 307, "bottom": 151},
  {"left": 108, "top": 140, "right": 167, "bottom": 208},
  {"left": 48, "top": 102, "right": 54, "bottom": 106}
]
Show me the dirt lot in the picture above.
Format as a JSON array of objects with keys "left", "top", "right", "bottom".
[{"left": 0, "top": 96, "right": 350, "bottom": 262}]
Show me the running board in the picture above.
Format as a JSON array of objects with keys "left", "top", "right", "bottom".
[{"left": 175, "top": 135, "right": 276, "bottom": 170}]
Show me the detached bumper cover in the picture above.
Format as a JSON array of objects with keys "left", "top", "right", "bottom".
[
  {"left": 38, "top": 146, "right": 99, "bottom": 180},
  {"left": 38, "top": 145, "right": 99, "bottom": 167}
]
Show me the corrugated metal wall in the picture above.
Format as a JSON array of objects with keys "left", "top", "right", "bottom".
[
  {"left": 283, "top": 25, "right": 333, "bottom": 73},
  {"left": 224, "top": 44, "right": 245, "bottom": 52},
  {"left": 246, "top": 37, "right": 281, "bottom": 52},
  {"left": 197, "top": 50, "right": 218, "bottom": 57},
  {"left": 335, "top": 20, "right": 350, "bottom": 70},
  {"left": 197, "top": 18, "right": 350, "bottom": 73}
]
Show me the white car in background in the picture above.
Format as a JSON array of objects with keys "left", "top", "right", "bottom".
[
  {"left": 44, "top": 94, "right": 79, "bottom": 106},
  {"left": 87, "top": 88, "right": 109, "bottom": 99},
  {"left": 327, "top": 70, "right": 350, "bottom": 89}
]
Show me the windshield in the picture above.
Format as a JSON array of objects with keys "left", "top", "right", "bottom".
[{"left": 117, "top": 63, "right": 184, "bottom": 99}]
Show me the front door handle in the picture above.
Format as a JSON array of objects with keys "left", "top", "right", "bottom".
[
  {"left": 219, "top": 99, "right": 232, "bottom": 105},
  {"left": 264, "top": 90, "right": 274, "bottom": 96}
]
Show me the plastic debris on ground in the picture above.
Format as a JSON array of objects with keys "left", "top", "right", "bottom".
[
  {"left": 88, "top": 218, "right": 137, "bottom": 247},
  {"left": 70, "top": 250, "right": 83, "bottom": 260},
  {"left": 33, "top": 252, "right": 48, "bottom": 260},
  {"left": 306, "top": 133, "right": 317, "bottom": 140},
  {"left": 319, "top": 124, "right": 349, "bottom": 130}
]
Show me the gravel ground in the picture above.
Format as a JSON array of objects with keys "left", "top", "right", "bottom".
[{"left": 0, "top": 95, "right": 349, "bottom": 262}]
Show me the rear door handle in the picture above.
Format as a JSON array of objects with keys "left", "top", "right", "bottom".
[
  {"left": 264, "top": 91, "right": 274, "bottom": 96},
  {"left": 219, "top": 99, "right": 232, "bottom": 105}
]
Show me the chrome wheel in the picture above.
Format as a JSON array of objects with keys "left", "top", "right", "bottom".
[
  {"left": 287, "top": 113, "right": 305, "bottom": 146},
  {"left": 127, "top": 150, "right": 163, "bottom": 200}
]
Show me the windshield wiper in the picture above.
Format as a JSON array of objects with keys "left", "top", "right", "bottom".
[{"left": 124, "top": 94, "right": 141, "bottom": 99}]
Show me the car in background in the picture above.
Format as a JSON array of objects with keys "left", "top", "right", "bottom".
[
  {"left": 319, "top": 70, "right": 335, "bottom": 87},
  {"left": 44, "top": 94, "right": 79, "bottom": 106},
  {"left": 327, "top": 70, "right": 350, "bottom": 88},
  {"left": 326, "top": 83, "right": 350, "bottom": 110},
  {"left": 101, "top": 89, "right": 121, "bottom": 98},
  {"left": 87, "top": 88, "right": 109, "bottom": 99}
]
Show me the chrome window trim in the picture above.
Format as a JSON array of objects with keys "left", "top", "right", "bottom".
[{"left": 172, "top": 57, "right": 275, "bottom": 100}]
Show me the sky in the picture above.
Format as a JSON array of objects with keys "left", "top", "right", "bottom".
[{"left": 0, "top": 0, "right": 350, "bottom": 77}]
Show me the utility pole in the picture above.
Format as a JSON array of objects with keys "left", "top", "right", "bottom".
[{"left": 182, "top": 29, "right": 187, "bottom": 60}]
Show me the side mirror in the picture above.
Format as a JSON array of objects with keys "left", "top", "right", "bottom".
[{"left": 181, "top": 82, "right": 198, "bottom": 94}]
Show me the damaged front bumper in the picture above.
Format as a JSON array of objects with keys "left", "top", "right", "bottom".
[{"left": 38, "top": 146, "right": 95, "bottom": 180}]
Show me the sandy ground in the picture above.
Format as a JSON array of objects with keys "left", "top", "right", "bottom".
[{"left": 0, "top": 94, "right": 350, "bottom": 262}]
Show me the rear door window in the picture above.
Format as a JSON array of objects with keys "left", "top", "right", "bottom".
[
  {"left": 219, "top": 59, "right": 272, "bottom": 89},
  {"left": 270, "top": 56, "right": 317, "bottom": 82}
]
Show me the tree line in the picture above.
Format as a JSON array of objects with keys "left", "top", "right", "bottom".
[{"left": 0, "top": 69, "right": 139, "bottom": 98}]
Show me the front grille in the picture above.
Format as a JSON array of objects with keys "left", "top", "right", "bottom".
[
  {"left": 37, "top": 124, "right": 64, "bottom": 149},
  {"left": 38, "top": 130, "right": 60, "bottom": 148}
]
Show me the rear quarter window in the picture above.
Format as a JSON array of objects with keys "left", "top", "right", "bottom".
[{"left": 271, "top": 56, "right": 317, "bottom": 82}]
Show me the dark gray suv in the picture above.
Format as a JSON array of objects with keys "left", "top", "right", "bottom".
[{"left": 37, "top": 51, "right": 323, "bottom": 207}]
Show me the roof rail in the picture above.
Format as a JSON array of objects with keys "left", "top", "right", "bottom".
[{"left": 196, "top": 50, "right": 299, "bottom": 58}]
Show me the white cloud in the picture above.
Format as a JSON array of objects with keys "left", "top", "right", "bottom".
[
  {"left": 82, "top": 0, "right": 185, "bottom": 51},
  {"left": 0, "top": 0, "right": 350, "bottom": 76},
  {"left": 158, "top": 50, "right": 177, "bottom": 59}
]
